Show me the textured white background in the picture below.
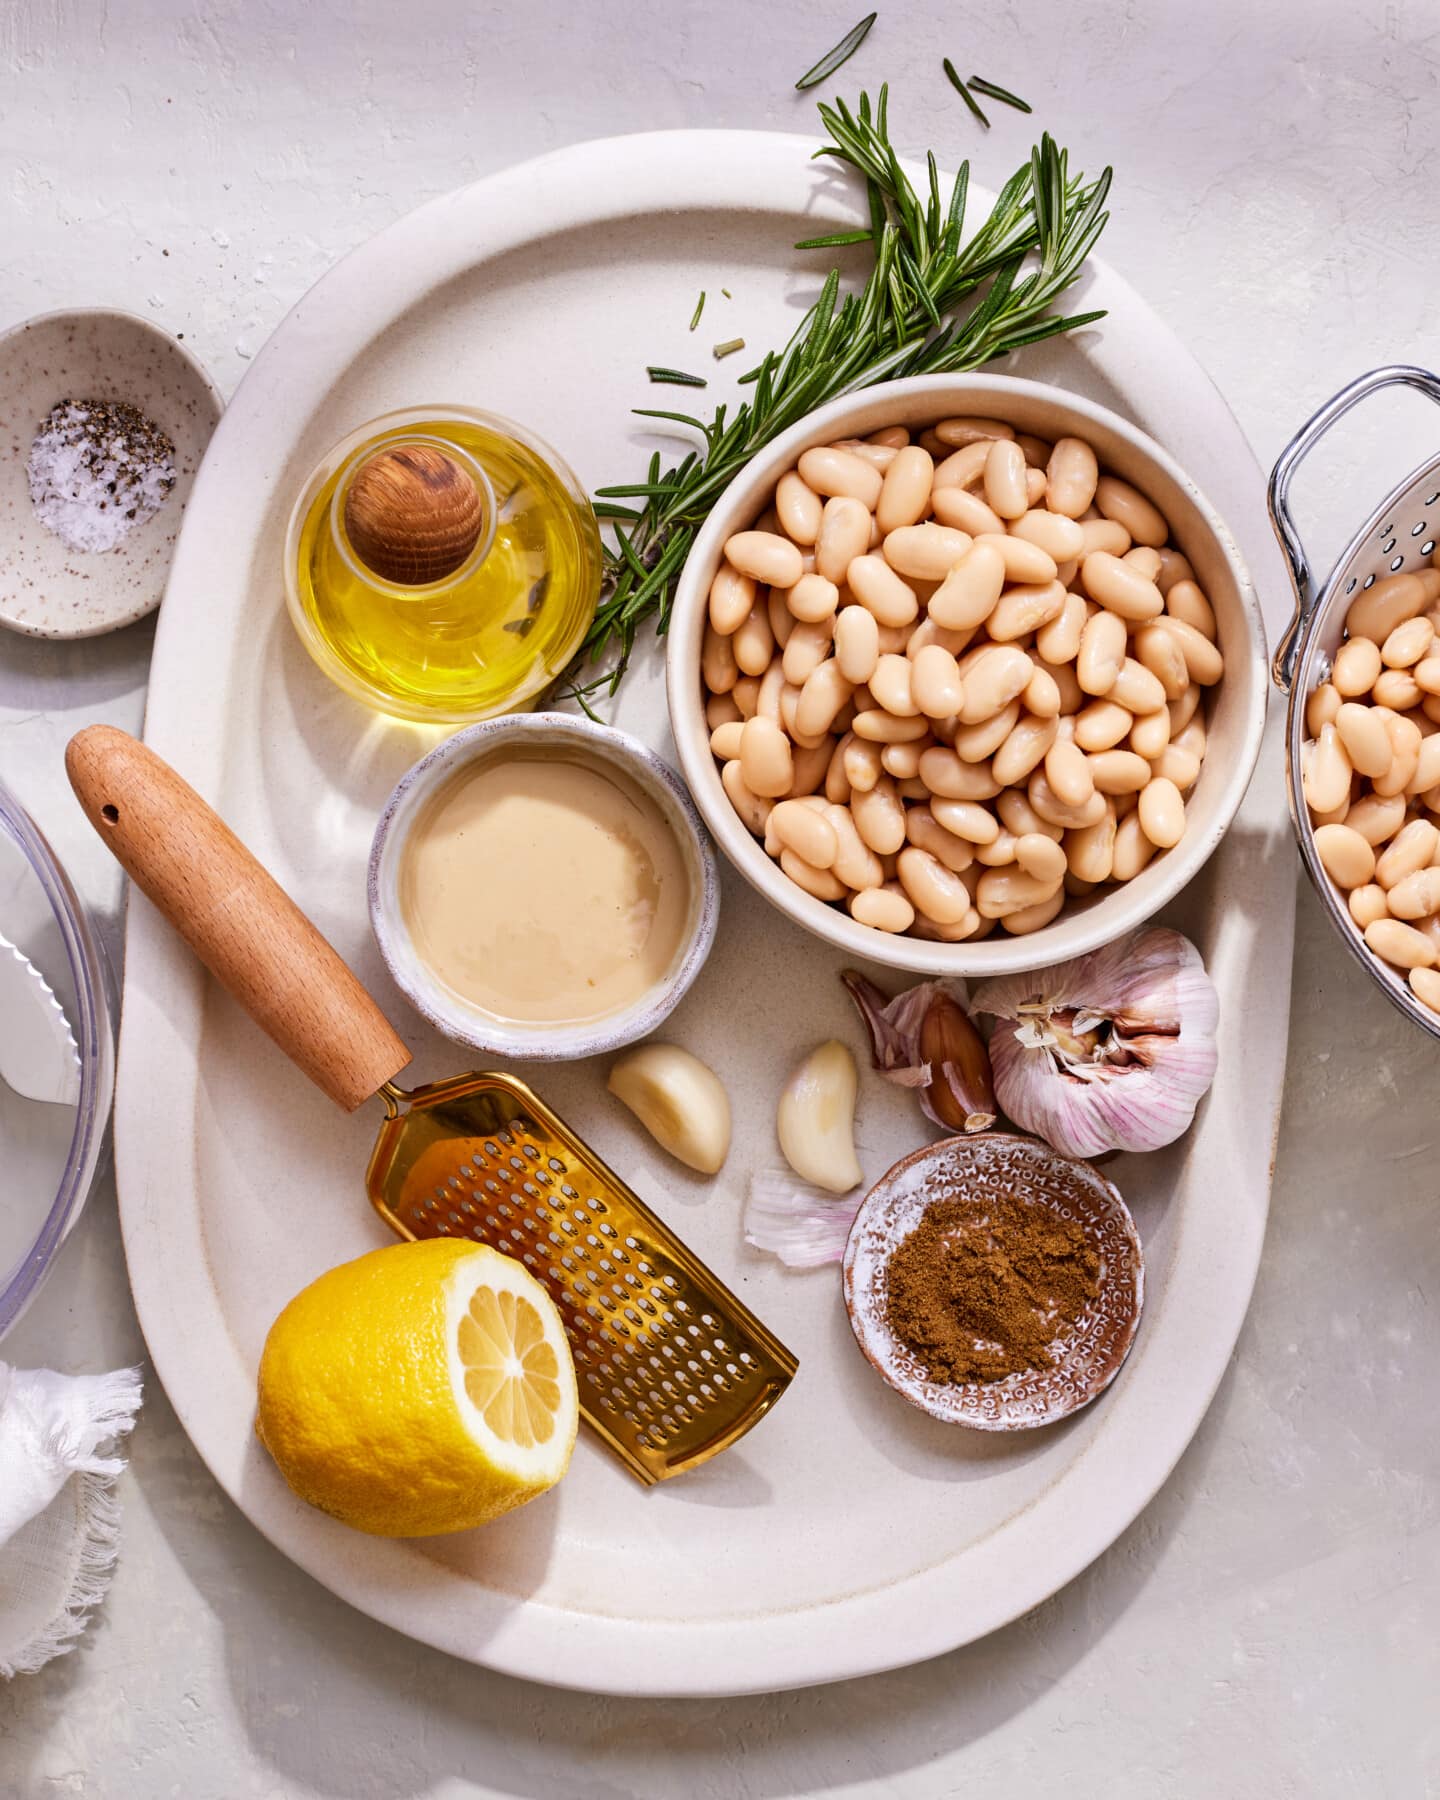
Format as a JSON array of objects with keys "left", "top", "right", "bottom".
[{"left": 2, "top": 0, "right": 1439, "bottom": 1794}]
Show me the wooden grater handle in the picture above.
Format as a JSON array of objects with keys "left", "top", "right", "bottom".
[{"left": 66, "top": 725, "right": 411, "bottom": 1113}]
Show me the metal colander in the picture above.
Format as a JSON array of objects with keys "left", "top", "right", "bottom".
[{"left": 1270, "top": 364, "right": 1440, "bottom": 1041}]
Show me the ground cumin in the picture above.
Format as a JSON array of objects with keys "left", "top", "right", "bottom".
[{"left": 884, "top": 1192, "right": 1101, "bottom": 1384}]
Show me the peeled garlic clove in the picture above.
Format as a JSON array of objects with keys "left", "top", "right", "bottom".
[
  {"left": 607, "top": 1044, "right": 732, "bottom": 1175},
  {"left": 777, "top": 1040, "right": 863, "bottom": 1194}
]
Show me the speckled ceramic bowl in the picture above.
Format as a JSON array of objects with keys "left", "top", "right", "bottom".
[
  {"left": 0, "top": 308, "right": 223, "bottom": 638},
  {"left": 369, "top": 713, "right": 720, "bottom": 1061},
  {"left": 843, "top": 1132, "right": 1145, "bottom": 1431},
  {"left": 666, "top": 373, "right": 1267, "bottom": 976}
]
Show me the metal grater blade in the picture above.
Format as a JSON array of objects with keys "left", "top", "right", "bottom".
[{"left": 364, "top": 1071, "right": 797, "bottom": 1485}]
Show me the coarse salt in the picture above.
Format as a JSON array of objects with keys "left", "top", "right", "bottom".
[{"left": 26, "top": 399, "right": 176, "bottom": 555}]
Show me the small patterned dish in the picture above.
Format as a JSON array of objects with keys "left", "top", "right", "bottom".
[
  {"left": 0, "top": 308, "right": 223, "bottom": 639},
  {"left": 843, "top": 1132, "right": 1144, "bottom": 1431}
]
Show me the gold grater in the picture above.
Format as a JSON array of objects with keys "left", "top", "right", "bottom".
[{"left": 67, "top": 725, "right": 797, "bottom": 1486}]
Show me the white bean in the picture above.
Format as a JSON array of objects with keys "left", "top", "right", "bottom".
[
  {"left": 1082, "top": 551, "right": 1164, "bottom": 621},
  {"left": 875, "top": 446, "right": 934, "bottom": 534},
  {"left": 1138, "top": 777, "right": 1185, "bottom": 848},
  {"left": 1365, "top": 917, "right": 1438, "bottom": 970},
  {"left": 721, "top": 759, "right": 772, "bottom": 835},
  {"left": 1046, "top": 437, "right": 1099, "bottom": 518},
  {"left": 795, "top": 660, "right": 855, "bottom": 738},
  {"left": 850, "top": 776, "right": 907, "bottom": 854},
  {"left": 725, "top": 530, "right": 804, "bottom": 587},
  {"left": 870, "top": 653, "right": 920, "bottom": 718},
  {"left": 775, "top": 471, "right": 823, "bottom": 545},
  {"left": 1010, "top": 509, "right": 1085, "bottom": 563},
  {"left": 918, "top": 746, "right": 1002, "bottom": 800},
  {"left": 1077, "top": 610, "right": 1128, "bottom": 695},
  {"left": 907, "top": 805, "right": 976, "bottom": 871},
  {"left": 850, "top": 885, "right": 915, "bottom": 932},
  {"left": 882, "top": 523, "right": 973, "bottom": 582},
  {"left": 786, "top": 571, "right": 840, "bottom": 623},
  {"left": 910, "top": 644, "right": 965, "bottom": 719},
  {"left": 992, "top": 713, "right": 1059, "bottom": 786},
  {"left": 815, "top": 495, "right": 873, "bottom": 584},
  {"left": 930, "top": 797, "right": 1001, "bottom": 845},
  {"left": 1375, "top": 818, "right": 1440, "bottom": 889},
  {"left": 798, "top": 445, "right": 884, "bottom": 509},
  {"left": 988, "top": 579, "right": 1067, "bottom": 642},
  {"left": 1095, "top": 475, "right": 1168, "bottom": 548},
  {"left": 848, "top": 552, "right": 920, "bottom": 627},
  {"left": 958, "top": 646, "right": 1034, "bottom": 723}
]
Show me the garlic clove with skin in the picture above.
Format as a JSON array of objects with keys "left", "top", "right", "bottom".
[
  {"left": 607, "top": 1043, "right": 732, "bottom": 1174},
  {"left": 842, "top": 971, "right": 996, "bottom": 1134},
  {"left": 777, "top": 1040, "right": 864, "bottom": 1194},
  {"left": 971, "top": 927, "right": 1218, "bottom": 1158}
]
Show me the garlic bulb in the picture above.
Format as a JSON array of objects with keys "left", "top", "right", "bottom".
[
  {"left": 971, "top": 928, "right": 1218, "bottom": 1158},
  {"left": 777, "top": 1040, "right": 863, "bottom": 1194},
  {"left": 607, "top": 1043, "right": 731, "bottom": 1174},
  {"left": 842, "top": 972, "right": 996, "bottom": 1134}
]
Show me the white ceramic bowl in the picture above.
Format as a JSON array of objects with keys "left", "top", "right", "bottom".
[
  {"left": 0, "top": 308, "right": 223, "bottom": 638},
  {"left": 665, "top": 374, "right": 1267, "bottom": 975},
  {"left": 369, "top": 713, "right": 719, "bottom": 1060}
]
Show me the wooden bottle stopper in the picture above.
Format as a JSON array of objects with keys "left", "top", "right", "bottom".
[{"left": 343, "top": 443, "right": 485, "bottom": 586}]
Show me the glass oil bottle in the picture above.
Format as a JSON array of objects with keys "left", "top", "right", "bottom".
[{"left": 284, "top": 407, "right": 601, "bottom": 724}]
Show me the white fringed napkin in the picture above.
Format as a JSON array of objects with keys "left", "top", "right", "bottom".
[{"left": 0, "top": 1361, "right": 142, "bottom": 1677}]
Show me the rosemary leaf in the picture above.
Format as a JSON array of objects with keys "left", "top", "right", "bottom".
[
  {"left": 712, "top": 337, "right": 746, "bottom": 360},
  {"left": 794, "top": 228, "right": 874, "bottom": 249},
  {"left": 689, "top": 291, "right": 706, "bottom": 330},
  {"left": 795, "top": 13, "right": 877, "bottom": 91},
  {"left": 646, "top": 365, "right": 708, "bottom": 387},
  {"left": 969, "top": 74, "right": 1033, "bottom": 113},
  {"left": 943, "top": 59, "right": 990, "bottom": 127}
]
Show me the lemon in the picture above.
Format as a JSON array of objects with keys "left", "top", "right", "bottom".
[{"left": 256, "top": 1238, "right": 578, "bottom": 1537}]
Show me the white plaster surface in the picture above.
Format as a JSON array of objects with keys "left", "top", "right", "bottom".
[{"left": 0, "top": 0, "right": 1437, "bottom": 1793}]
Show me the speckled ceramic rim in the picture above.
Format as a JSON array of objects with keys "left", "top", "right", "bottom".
[
  {"left": 666, "top": 372, "right": 1268, "bottom": 976},
  {"left": 842, "top": 1131, "right": 1146, "bottom": 1432},
  {"left": 368, "top": 712, "right": 720, "bottom": 1060},
  {"left": 0, "top": 306, "right": 224, "bottom": 639}
]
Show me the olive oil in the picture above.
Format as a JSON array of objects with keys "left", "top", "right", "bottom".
[{"left": 284, "top": 408, "right": 601, "bottom": 723}]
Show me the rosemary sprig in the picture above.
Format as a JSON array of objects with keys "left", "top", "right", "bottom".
[
  {"left": 969, "top": 74, "right": 1032, "bottom": 114},
  {"left": 796, "top": 13, "right": 877, "bottom": 91},
  {"left": 571, "top": 87, "right": 1111, "bottom": 705}
]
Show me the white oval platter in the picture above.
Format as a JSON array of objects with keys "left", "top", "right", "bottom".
[{"left": 121, "top": 130, "right": 1295, "bottom": 1697}]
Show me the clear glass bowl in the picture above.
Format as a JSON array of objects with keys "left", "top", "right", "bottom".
[{"left": 0, "top": 776, "right": 115, "bottom": 1340}]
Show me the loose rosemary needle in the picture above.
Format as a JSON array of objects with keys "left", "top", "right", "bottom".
[
  {"left": 969, "top": 74, "right": 1033, "bottom": 114},
  {"left": 573, "top": 87, "right": 1112, "bottom": 706},
  {"left": 796, "top": 13, "right": 877, "bottom": 91},
  {"left": 944, "top": 58, "right": 990, "bottom": 127},
  {"left": 646, "top": 365, "right": 708, "bottom": 387},
  {"left": 689, "top": 291, "right": 706, "bottom": 330},
  {"left": 712, "top": 338, "right": 746, "bottom": 360}
]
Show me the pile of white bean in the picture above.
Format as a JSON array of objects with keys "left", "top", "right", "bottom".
[
  {"left": 1300, "top": 553, "right": 1440, "bottom": 1015},
  {"left": 700, "top": 416, "right": 1222, "bottom": 940}
]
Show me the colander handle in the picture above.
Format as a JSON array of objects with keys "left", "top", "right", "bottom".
[
  {"left": 1269, "top": 363, "right": 1440, "bottom": 692},
  {"left": 66, "top": 726, "right": 412, "bottom": 1113}
]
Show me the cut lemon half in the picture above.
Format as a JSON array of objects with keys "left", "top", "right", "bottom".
[{"left": 256, "top": 1238, "right": 578, "bottom": 1538}]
